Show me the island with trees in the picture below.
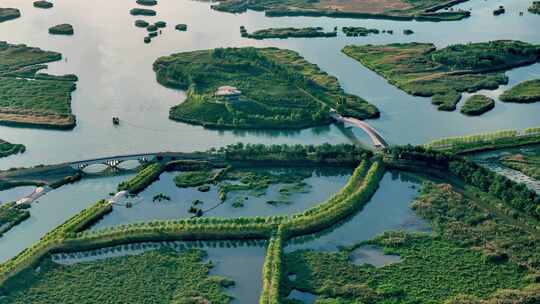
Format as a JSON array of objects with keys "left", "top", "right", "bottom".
[
  {"left": 240, "top": 26, "right": 337, "bottom": 39},
  {"left": 0, "top": 139, "right": 25, "bottom": 158},
  {"left": 500, "top": 79, "right": 540, "bottom": 103},
  {"left": 211, "top": 0, "right": 471, "bottom": 21},
  {"left": 33, "top": 1, "right": 53, "bottom": 9},
  {"left": 48, "top": 24, "right": 74, "bottom": 35},
  {"left": 460, "top": 94, "right": 495, "bottom": 116},
  {"left": 342, "top": 40, "right": 540, "bottom": 111},
  {"left": 0, "top": 41, "right": 78, "bottom": 129},
  {"left": 153, "top": 47, "right": 379, "bottom": 129},
  {"left": 0, "top": 8, "right": 20, "bottom": 23},
  {"left": 342, "top": 26, "right": 380, "bottom": 37}
]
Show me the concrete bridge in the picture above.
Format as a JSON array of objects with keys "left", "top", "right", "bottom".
[
  {"left": 68, "top": 153, "right": 158, "bottom": 170},
  {"left": 331, "top": 113, "right": 388, "bottom": 149}
]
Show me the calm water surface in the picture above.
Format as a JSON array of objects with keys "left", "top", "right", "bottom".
[
  {"left": 91, "top": 168, "right": 351, "bottom": 230},
  {"left": 0, "top": 0, "right": 538, "bottom": 168}
]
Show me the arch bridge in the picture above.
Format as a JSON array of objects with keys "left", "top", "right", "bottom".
[{"left": 68, "top": 153, "right": 158, "bottom": 171}]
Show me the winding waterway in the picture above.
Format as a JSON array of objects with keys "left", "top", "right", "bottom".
[{"left": 0, "top": 0, "right": 538, "bottom": 168}]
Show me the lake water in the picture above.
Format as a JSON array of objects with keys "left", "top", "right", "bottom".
[
  {"left": 285, "top": 170, "right": 430, "bottom": 252},
  {"left": 0, "top": 174, "right": 129, "bottom": 262},
  {"left": 91, "top": 167, "right": 351, "bottom": 230},
  {"left": 0, "top": 0, "right": 538, "bottom": 169}
]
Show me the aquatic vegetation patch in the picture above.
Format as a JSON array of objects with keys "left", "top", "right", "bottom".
[
  {"left": 48, "top": 24, "right": 74, "bottom": 35},
  {"left": 342, "top": 27, "right": 380, "bottom": 37},
  {"left": 0, "top": 248, "right": 235, "bottom": 303},
  {"left": 0, "top": 8, "right": 20, "bottom": 23},
  {"left": 0, "top": 42, "right": 78, "bottom": 129},
  {"left": 211, "top": 0, "right": 471, "bottom": 21},
  {"left": 460, "top": 94, "right": 495, "bottom": 116},
  {"left": 174, "top": 170, "right": 214, "bottom": 187},
  {"left": 117, "top": 162, "right": 166, "bottom": 194},
  {"left": 0, "top": 139, "right": 25, "bottom": 158},
  {"left": 0, "top": 202, "right": 30, "bottom": 238},
  {"left": 241, "top": 26, "right": 337, "bottom": 39},
  {"left": 129, "top": 8, "right": 156, "bottom": 16},
  {"left": 154, "top": 47, "right": 378, "bottom": 129},
  {"left": 175, "top": 24, "right": 188, "bottom": 31},
  {"left": 284, "top": 182, "right": 538, "bottom": 303},
  {"left": 500, "top": 79, "right": 540, "bottom": 103},
  {"left": 136, "top": 0, "right": 158, "bottom": 6},
  {"left": 342, "top": 40, "right": 540, "bottom": 112}
]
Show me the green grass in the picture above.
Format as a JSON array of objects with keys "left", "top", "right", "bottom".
[
  {"left": 342, "top": 41, "right": 540, "bottom": 112},
  {"left": 500, "top": 79, "right": 540, "bottom": 103},
  {"left": 48, "top": 24, "right": 74, "bottom": 35},
  {"left": 0, "top": 139, "right": 25, "bottom": 158},
  {"left": 0, "top": 8, "right": 20, "bottom": 23},
  {"left": 174, "top": 170, "right": 213, "bottom": 187},
  {"left": 153, "top": 47, "right": 378, "bottom": 129},
  {"left": 0, "top": 248, "right": 235, "bottom": 303},
  {"left": 0, "top": 42, "right": 77, "bottom": 129},
  {"left": 500, "top": 151, "right": 540, "bottom": 179},
  {"left": 460, "top": 94, "right": 495, "bottom": 116},
  {"left": 241, "top": 27, "right": 337, "bottom": 39}
]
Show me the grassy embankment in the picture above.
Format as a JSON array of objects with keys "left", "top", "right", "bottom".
[
  {"left": 500, "top": 79, "right": 540, "bottom": 103},
  {"left": 212, "top": 0, "right": 471, "bottom": 21},
  {"left": 240, "top": 26, "right": 337, "bottom": 39},
  {"left": 423, "top": 126, "right": 540, "bottom": 154},
  {"left": 0, "top": 8, "right": 20, "bottom": 23},
  {"left": 460, "top": 94, "right": 495, "bottom": 116},
  {"left": 500, "top": 149, "right": 540, "bottom": 179},
  {"left": 0, "top": 41, "right": 78, "bottom": 129},
  {"left": 154, "top": 47, "right": 379, "bottom": 129},
  {"left": 283, "top": 182, "right": 539, "bottom": 304},
  {"left": 342, "top": 40, "right": 540, "bottom": 111}
]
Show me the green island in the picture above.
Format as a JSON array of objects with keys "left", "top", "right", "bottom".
[
  {"left": 174, "top": 170, "right": 214, "bottom": 187},
  {"left": 134, "top": 19, "right": 149, "bottom": 28},
  {"left": 424, "top": 126, "right": 540, "bottom": 154},
  {"left": 175, "top": 23, "right": 188, "bottom": 31},
  {"left": 136, "top": 0, "right": 158, "bottom": 6},
  {"left": 0, "top": 138, "right": 538, "bottom": 303},
  {"left": 0, "top": 8, "right": 20, "bottom": 23},
  {"left": 500, "top": 79, "right": 540, "bottom": 103},
  {"left": 0, "top": 202, "right": 30, "bottom": 238},
  {"left": 0, "top": 41, "right": 78, "bottom": 129},
  {"left": 1, "top": 248, "right": 235, "bottom": 303},
  {"left": 0, "top": 139, "right": 25, "bottom": 158},
  {"left": 130, "top": 8, "right": 157, "bottom": 16},
  {"left": 460, "top": 94, "right": 495, "bottom": 116},
  {"left": 33, "top": 1, "right": 53, "bottom": 9},
  {"left": 500, "top": 149, "right": 540, "bottom": 179},
  {"left": 211, "top": 0, "right": 471, "bottom": 21},
  {"left": 342, "top": 27, "right": 380, "bottom": 37},
  {"left": 342, "top": 40, "right": 540, "bottom": 111},
  {"left": 240, "top": 26, "right": 337, "bottom": 39},
  {"left": 529, "top": 1, "right": 540, "bottom": 14},
  {"left": 153, "top": 47, "right": 379, "bottom": 129},
  {"left": 48, "top": 24, "right": 74, "bottom": 35}
]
